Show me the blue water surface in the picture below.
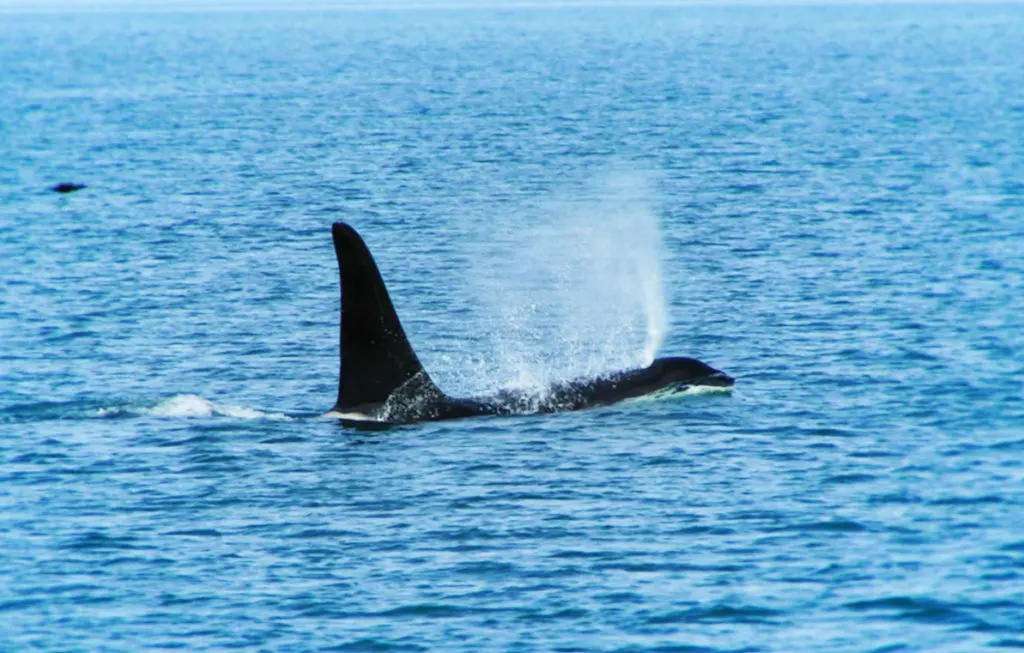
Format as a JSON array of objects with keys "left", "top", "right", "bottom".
[{"left": 2, "top": 4, "right": 1023, "bottom": 652}]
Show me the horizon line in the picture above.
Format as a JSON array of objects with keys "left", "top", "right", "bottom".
[{"left": 1, "top": 0, "right": 1020, "bottom": 15}]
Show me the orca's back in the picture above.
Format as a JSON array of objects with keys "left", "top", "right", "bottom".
[{"left": 331, "top": 222, "right": 430, "bottom": 412}]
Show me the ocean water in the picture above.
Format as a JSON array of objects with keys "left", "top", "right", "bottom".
[{"left": 2, "top": 4, "right": 1023, "bottom": 651}]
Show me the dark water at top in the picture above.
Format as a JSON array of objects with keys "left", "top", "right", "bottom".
[{"left": 2, "top": 4, "right": 1023, "bottom": 652}]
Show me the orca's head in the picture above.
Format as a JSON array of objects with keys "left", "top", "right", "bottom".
[{"left": 645, "top": 357, "right": 734, "bottom": 388}]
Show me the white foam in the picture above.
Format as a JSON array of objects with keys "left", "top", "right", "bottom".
[
  {"left": 94, "top": 406, "right": 128, "bottom": 418},
  {"left": 146, "top": 394, "right": 218, "bottom": 417},
  {"left": 95, "top": 394, "right": 291, "bottom": 420}
]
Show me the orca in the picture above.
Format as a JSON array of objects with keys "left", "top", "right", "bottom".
[{"left": 326, "top": 222, "right": 733, "bottom": 423}]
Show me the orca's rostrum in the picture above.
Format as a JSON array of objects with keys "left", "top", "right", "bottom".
[{"left": 326, "top": 222, "right": 733, "bottom": 423}]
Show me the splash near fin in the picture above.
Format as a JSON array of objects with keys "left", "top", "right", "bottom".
[{"left": 331, "top": 222, "right": 437, "bottom": 413}]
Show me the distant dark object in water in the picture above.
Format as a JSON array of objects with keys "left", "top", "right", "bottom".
[{"left": 51, "top": 183, "right": 87, "bottom": 193}]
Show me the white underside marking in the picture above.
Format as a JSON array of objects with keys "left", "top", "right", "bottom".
[
  {"left": 679, "top": 385, "right": 734, "bottom": 396},
  {"left": 322, "top": 383, "right": 732, "bottom": 420},
  {"left": 627, "top": 384, "right": 734, "bottom": 403},
  {"left": 320, "top": 410, "right": 379, "bottom": 421}
]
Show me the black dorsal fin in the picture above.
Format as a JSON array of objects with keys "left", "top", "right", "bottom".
[{"left": 331, "top": 222, "right": 435, "bottom": 412}]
